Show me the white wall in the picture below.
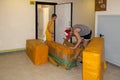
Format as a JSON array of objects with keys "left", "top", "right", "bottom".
[
  {"left": 0, "top": 0, "right": 95, "bottom": 51},
  {"left": 95, "top": 0, "right": 120, "bottom": 35},
  {"left": 96, "top": 0, "right": 120, "bottom": 15},
  {"left": 95, "top": 0, "right": 120, "bottom": 66},
  {"left": 0, "top": 0, "right": 35, "bottom": 50},
  {"left": 0, "top": 0, "right": 73, "bottom": 51}
]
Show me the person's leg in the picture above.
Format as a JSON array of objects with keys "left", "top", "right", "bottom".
[{"left": 83, "top": 39, "right": 90, "bottom": 48}]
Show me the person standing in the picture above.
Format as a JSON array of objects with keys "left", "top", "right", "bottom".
[{"left": 45, "top": 13, "right": 57, "bottom": 41}]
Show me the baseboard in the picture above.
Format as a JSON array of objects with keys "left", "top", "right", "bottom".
[
  {"left": 0, "top": 48, "right": 26, "bottom": 53},
  {"left": 106, "top": 58, "right": 120, "bottom": 67}
]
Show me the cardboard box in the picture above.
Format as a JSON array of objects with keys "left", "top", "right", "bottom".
[{"left": 26, "top": 39, "right": 48, "bottom": 65}]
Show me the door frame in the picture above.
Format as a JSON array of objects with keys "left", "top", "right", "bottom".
[{"left": 35, "top": 1, "right": 57, "bottom": 39}]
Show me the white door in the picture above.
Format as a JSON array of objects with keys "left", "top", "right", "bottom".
[
  {"left": 97, "top": 15, "right": 120, "bottom": 66},
  {"left": 55, "top": 3, "right": 72, "bottom": 44}
]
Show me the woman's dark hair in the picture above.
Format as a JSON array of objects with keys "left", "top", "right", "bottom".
[{"left": 52, "top": 13, "right": 57, "bottom": 18}]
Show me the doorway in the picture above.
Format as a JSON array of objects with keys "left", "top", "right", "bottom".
[
  {"left": 35, "top": 2, "right": 57, "bottom": 41},
  {"left": 35, "top": 2, "right": 73, "bottom": 43}
]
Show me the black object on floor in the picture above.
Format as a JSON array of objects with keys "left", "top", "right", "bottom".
[{"left": 80, "top": 61, "right": 82, "bottom": 64}]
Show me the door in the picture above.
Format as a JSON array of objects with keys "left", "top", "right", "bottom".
[
  {"left": 97, "top": 15, "right": 120, "bottom": 66},
  {"left": 55, "top": 3, "right": 72, "bottom": 44}
]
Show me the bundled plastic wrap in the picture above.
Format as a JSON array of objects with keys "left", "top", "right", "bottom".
[
  {"left": 26, "top": 39, "right": 48, "bottom": 65},
  {"left": 82, "top": 37, "right": 106, "bottom": 80},
  {"left": 46, "top": 41, "right": 82, "bottom": 70}
]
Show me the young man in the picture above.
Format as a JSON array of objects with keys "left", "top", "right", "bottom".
[
  {"left": 70, "top": 24, "right": 92, "bottom": 49},
  {"left": 45, "top": 13, "right": 57, "bottom": 41}
]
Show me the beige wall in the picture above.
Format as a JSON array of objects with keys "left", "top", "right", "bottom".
[
  {"left": 0, "top": 0, "right": 35, "bottom": 51},
  {"left": 73, "top": 0, "right": 95, "bottom": 37},
  {"left": 36, "top": 0, "right": 72, "bottom": 3},
  {"left": 0, "top": 0, "right": 95, "bottom": 51}
]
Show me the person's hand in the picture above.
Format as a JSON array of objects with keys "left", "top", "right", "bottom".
[
  {"left": 69, "top": 47, "right": 76, "bottom": 50},
  {"left": 51, "top": 32, "right": 54, "bottom": 35},
  {"left": 52, "top": 35, "right": 54, "bottom": 37}
]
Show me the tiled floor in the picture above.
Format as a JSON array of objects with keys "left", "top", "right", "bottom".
[
  {"left": 0, "top": 51, "right": 120, "bottom": 80},
  {"left": 104, "top": 62, "right": 120, "bottom": 80}
]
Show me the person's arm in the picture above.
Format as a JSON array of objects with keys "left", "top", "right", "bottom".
[{"left": 70, "top": 29, "right": 82, "bottom": 49}]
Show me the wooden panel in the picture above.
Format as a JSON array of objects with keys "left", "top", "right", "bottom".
[{"left": 95, "top": 0, "right": 107, "bottom": 11}]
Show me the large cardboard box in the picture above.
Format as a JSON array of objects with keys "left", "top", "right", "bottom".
[
  {"left": 46, "top": 41, "right": 82, "bottom": 70},
  {"left": 26, "top": 39, "right": 48, "bottom": 65},
  {"left": 82, "top": 37, "right": 106, "bottom": 80}
]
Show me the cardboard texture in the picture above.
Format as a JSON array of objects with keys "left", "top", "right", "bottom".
[
  {"left": 26, "top": 39, "right": 48, "bottom": 65},
  {"left": 82, "top": 37, "right": 106, "bottom": 80},
  {"left": 46, "top": 41, "right": 83, "bottom": 69}
]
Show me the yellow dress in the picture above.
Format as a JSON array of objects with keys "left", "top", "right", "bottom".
[{"left": 45, "top": 19, "right": 54, "bottom": 41}]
